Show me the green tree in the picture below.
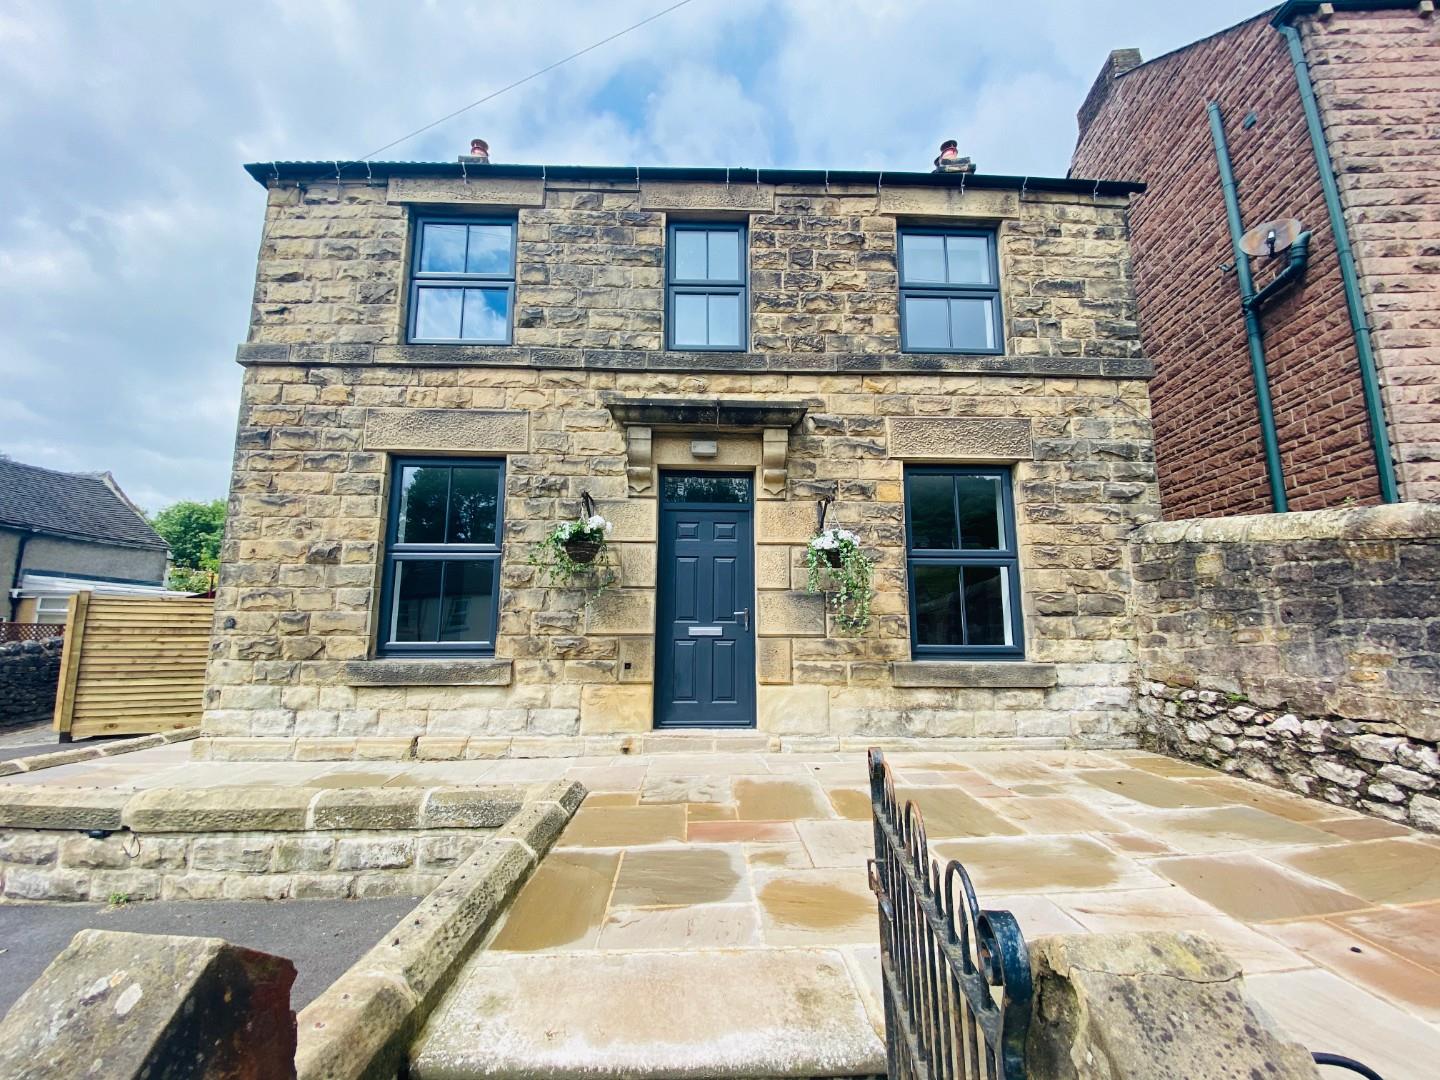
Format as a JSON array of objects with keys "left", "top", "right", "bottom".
[{"left": 150, "top": 499, "right": 225, "bottom": 572}]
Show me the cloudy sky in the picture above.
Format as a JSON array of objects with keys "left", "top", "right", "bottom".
[{"left": 0, "top": 0, "right": 1263, "bottom": 512}]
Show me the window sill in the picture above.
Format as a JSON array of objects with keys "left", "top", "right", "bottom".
[
  {"left": 891, "top": 661, "right": 1057, "bottom": 689},
  {"left": 343, "top": 658, "right": 513, "bottom": 687}
]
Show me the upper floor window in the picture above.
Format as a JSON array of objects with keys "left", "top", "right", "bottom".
[
  {"left": 408, "top": 217, "right": 515, "bottom": 344},
  {"left": 904, "top": 466, "right": 1023, "bottom": 658},
  {"left": 378, "top": 458, "right": 503, "bottom": 656},
  {"left": 899, "top": 228, "right": 1002, "bottom": 354},
  {"left": 668, "top": 222, "right": 747, "bottom": 350}
]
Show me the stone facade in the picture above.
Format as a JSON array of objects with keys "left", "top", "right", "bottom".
[
  {"left": 1072, "top": 4, "right": 1440, "bottom": 515},
  {"left": 0, "top": 636, "right": 62, "bottom": 727},
  {"left": 207, "top": 165, "right": 1160, "bottom": 757},
  {"left": 1131, "top": 504, "right": 1440, "bottom": 831}
]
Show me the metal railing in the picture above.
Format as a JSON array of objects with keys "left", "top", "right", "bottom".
[
  {"left": 867, "top": 748, "right": 1032, "bottom": 1080},
  {"left": 0, "top": 622, "right": 64, "bottom": 645}
]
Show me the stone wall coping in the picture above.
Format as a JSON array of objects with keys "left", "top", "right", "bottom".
[
  {"left": 235, "top": 342, "right": 1154, "bottom": 380},
  {"left": 891, "top": 661, "right": 1059, "bottom": 689},
  {"left": 293, "top": 778, "right": 585, "bottom": 1080},
  {"left": 0, "top": 726, "right": 199, "bottom": 779},
  {"left": 342, "top": 658, "right": 513, "bottom": 687},
  {"left": 1132, "top": 502, "right": 1440, "bottom": 546},
  {"left": 0, "top": 783, "right": 533, "bottom": 834}
]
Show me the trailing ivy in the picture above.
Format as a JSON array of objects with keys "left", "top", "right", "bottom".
[
  {"left": 529, "top": 514, "right": 617, "bottom": 597},
  {"left": 804, "top": 526, "right": 875, "bottom": 635}
]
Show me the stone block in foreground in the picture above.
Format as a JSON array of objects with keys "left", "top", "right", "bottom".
[
  {"left": 1027, "top": 931, "right": 1320, "bottom": 1079},
  {"left": 0, "top": 928, "right": 297, "bottom": 1080},
  {"left": 409, "top": 948, "right": 884, "bottom": 1078}
]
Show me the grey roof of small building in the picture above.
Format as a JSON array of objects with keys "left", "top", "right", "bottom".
[
  {"left": 0, "top": 458, "right": 169, "bottom": 551},
  {"left": 244, "top": 160, "right": 1145, "bottom": 196}
]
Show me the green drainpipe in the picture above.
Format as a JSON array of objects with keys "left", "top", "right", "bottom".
[
  {"left": 1208, "top": 102, "right": 1289, "bottom": 513},
  {"left": 1274, "top": 17, "right": 1400, "bottom": 503}
]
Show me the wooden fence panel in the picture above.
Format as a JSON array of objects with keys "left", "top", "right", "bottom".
[{"left": 53, "top": 594, "right": 214, "bottom": 741}]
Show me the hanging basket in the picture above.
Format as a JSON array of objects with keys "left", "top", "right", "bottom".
[
  {"left": 563, "top": 537, "right": 603, "bottom": 565},
  {"left": 822, "top": 548, "right": 844, "bottom": 568}
]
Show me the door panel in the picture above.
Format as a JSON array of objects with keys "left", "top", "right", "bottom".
[{"left": 655, "top": 474, "right": 756, "bottom": 728}]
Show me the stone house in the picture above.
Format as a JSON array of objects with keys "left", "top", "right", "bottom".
[
  {"left": 204, "top": 156, "right": 1160, "bottom": 759},
  {"left": 1072, "top": 0, "right": 1440, "bottom": 518},
  {"left": 0, "top": 457, "right": 171, "bottom": 626}
]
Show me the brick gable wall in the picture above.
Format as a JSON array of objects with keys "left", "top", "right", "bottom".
[
  {"left": 1301, "top": 7, "right": 1440, "bottom": 502},
  {"left": 1071, "top": 13, "right": 1384, "bottom": 517}
]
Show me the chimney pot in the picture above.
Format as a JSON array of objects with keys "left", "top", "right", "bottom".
[{"left": 460, "top": 138, "right": 490, "bottom": 165}]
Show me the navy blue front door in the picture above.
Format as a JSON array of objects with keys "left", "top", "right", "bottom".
[{"left": 655, "top": 473, "right": 756, "bottom": 729}]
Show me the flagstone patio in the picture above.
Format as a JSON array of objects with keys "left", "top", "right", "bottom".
[{"left": 6, "top": 744, "right": 1440, "bottom": 1078}]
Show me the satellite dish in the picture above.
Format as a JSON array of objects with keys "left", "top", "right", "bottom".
[{"left": 1241, "top": 217, "right": 1304, "bottom": 258}]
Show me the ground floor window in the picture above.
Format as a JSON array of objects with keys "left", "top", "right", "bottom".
[
  {"left": 903, "top": 466, "right": 1023, "bottom": 658},
  {"left": 377, "top": 458, "right": 503, "bottom": 656},
  {"left": 34, "top": 596, "right": 69, "bottom": 624}
]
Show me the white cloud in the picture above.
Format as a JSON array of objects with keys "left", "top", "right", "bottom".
[{"left": 0, "top": 0, "right": 1264, "bottom": 508}]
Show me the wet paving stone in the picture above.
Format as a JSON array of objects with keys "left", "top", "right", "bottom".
[
  {"left": 559, "top": 804, "right": 686, "bottom": 848},
  {"left": 755, "top": 868, "right": 876, "bottom": 945},
  {"left": 609, "top": 846, "right": 749, "bottom": 908},
  {"left": 894, "top": 786, "right": 1023, "bottom": 838},
  {"left": 490, "top": 851, "right": 621, "bottom": 952},
  {"left": 732, "top": 778, "right": 830, "bottom": 821}
]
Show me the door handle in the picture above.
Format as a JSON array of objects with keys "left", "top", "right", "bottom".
[{"left": 734, "top": 608, "right": 750, "bottom": 631}]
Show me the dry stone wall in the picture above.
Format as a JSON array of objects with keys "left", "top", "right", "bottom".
[
  {"left": 1131, "top": 504, "right": 1440, "bottom": 832},
  {"left": 0, "top": 636, "right": 62, "bottom": 728}
]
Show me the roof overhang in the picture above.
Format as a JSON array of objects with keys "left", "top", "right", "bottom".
[{"left": 243, "top": 160, "right": 1145, "bottom": 198}]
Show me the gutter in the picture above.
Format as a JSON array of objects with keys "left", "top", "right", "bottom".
[
  {"left": 1271, "top": 9, "right": 1401, "bottom": 503},
  {"left": 1208, "top": 102, "right": 1290, "bottom": 513}
]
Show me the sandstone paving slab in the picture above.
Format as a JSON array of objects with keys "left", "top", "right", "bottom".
[
  {"left": 686, "top": 801, "right": 737, "bottom": 821},
  {"left": 489, "top": 850, "right": 621, "bottom": 952},
  {"left": 1051, "top": 888, "right": 1310, "bottom": 974},
  {"left": 1151, "top": 853, "right": 1371, "bottom": 922},
  {"left": 987, "top": 795, "right": 1129, "bottom": 835},
  {"left": 688, "top": 819, "right": 800, "bottom": 843},
  {"left": 894, "top": 785, "right": 1023, "bottom": 838},
  {"left": 1329, "top": 902, "right": 1440, "bottom": 976},
  {"left": 558, "top": 804, "right": 686, "bottom": 848},
  {"left": 597, "top": 902, "right": 762, "bottom": 950},
  {"left": 985, "top": 893, "right": 1088, "bottom": 936},
  {"left": 1078, "top": 768, "right": 1232, "bottom": 809},
  {"left": 645, "top": 754, "right": 772, "bottom": 777},
  {"left": 1109, "top": 805, "right": 1344, "bottom": 854},
  {"left": 931, "top": 835, "right": 1165, "bottom": 894},
  {"left": 1184, "top": 776, "right": 1342, "bottom": 822},
  {"left": 732, "top": 777, "right": 831, "bottom": 820},
  {"left": 410, "top": 948, "right": 886, "bottom": 1079},
  {"left": 910, "top": 770, "right": 1016, "bottom": 797},
  {"left": 1109, "top": 752, "right": 1220, "bottom": 779},
  {"left": 1094, "top": 830, "right": 1176, "bottom": 856},
  {"left": 564, "top": 765, "right": 649, "bottom": 793},
  {"left": 795, "top": 819, "right": 873, "bottom": 869},
  {"left": 825, "top": 787, "right": 872, "bottom": 821},
  {"left": 744, "top": 841, "right": 813, "bottom": 870},
  {"left": 609, "top": 846, "right": 750, "bottom": 908},
  {"left": 839, "top": 943, "right": 884, "bottom": 1035},
  {"left": 1262, "top": 918, "right": 1440, "bottom": 1021},
  {"left": 1272, "top": 839, "right": 1440, "bottom": 905},
  {"left": 1247, "top": 967, "right": 1440, "bottom": 1080},
  {"left": 640, "top": 775, "right": 732, "bottom": 804},
  {"left": 755, "top": 867, "right": 877, "bottom": 946},
  {"left": 1313, "top": 815, "right": 1415, "bottom": 841},
  {"left": 583, "top": 791, "right": 640, "bottom": 807}
]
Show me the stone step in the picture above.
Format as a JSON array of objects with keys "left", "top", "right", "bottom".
[{"left": 409, "top": 947, "right": 886, "bottom": 1079}]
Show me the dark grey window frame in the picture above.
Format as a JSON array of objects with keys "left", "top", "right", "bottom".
[
  {"left": 903, "top": 465, "right": 1024, "bottom": 659},
  {"left": 666, "top": 221, "right": 748, "bottom": 351},
  {"left": 376, "top": 456, "right": 505, "bottom": 658},
  {"left": 407, "top": 214, "right": 517, "bottom": 345},
  {"left": 898, "top": 227, "right": 1004, "bottom": 355}
]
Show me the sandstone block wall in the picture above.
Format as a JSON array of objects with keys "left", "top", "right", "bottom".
[
  {"left": 207, "top": 173, "right": 1160, "bottom": 755},
  {"left": 1131, "top": 503, "right": 1440, "bottom": 831},
  {"left": 1301, "top": 7, "right": 1440, "bottom": 503},
  {"left": 0, "top": 636, "right": 62, "bottom": 728},
  {"left": 1072, "top": 12, "right": 1387, "bottom": 515}
]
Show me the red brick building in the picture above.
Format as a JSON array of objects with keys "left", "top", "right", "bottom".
[{"left": 1072, "top": 0, "right": 1439, "bottom": 517}]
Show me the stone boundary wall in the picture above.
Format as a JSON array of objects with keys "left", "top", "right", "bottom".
[
  {"left": 1131, "top": 504, "right": 1439, "bottom": 832},
  {"left": 0, "top": 636, "right": 62, "bottom": 728},
  {"left": 295, "top": 778, "right": 585, "bottom": 1080},
  {"left": 0, "top": 783, "right": 543, "bottom": 903}
]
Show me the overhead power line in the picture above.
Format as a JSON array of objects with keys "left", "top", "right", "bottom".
[{"left": 357, "top": 0, "right": 700, "bottom": 162}]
